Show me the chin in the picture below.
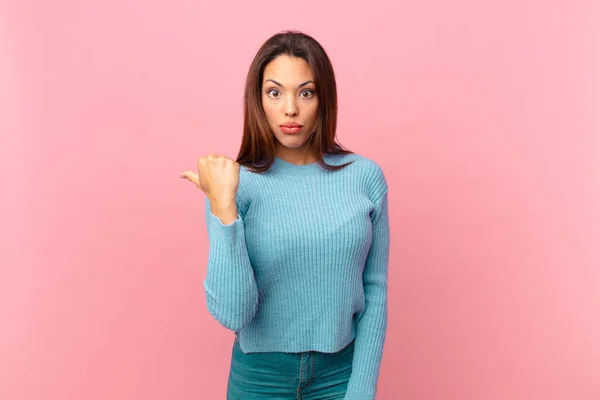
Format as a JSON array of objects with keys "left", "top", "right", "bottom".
[{"left": 275, "top": 136, "right": 310, "bottom": 149}]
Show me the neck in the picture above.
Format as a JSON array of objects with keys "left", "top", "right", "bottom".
[{"left": 274, "top": 145, "right": 318, "bottom": 166}]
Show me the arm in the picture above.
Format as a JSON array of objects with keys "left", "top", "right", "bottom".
[
  {"left": 203, "top": 196, "right": 259, "bottom": 332},
  {"left": 345, "top": 191, "right": 390, "bottom": 400}
]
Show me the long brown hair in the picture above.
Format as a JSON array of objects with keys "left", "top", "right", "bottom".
[{"left": 236, "top": 30, "right": 354, "bottom": 173}]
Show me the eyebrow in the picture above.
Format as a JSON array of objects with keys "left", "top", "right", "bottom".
[{"left": 264, "top": 79, "right": 314, "bottom": 88}]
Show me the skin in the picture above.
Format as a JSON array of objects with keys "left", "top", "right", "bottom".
[{"left": 262, "top": 55, "right": 319, "bottom": 165}]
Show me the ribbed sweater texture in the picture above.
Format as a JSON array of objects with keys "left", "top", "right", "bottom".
[{"left": 203, "top": 152, "right": 390, "bottom": 400}]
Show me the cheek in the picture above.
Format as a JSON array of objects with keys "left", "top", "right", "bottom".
[
  {"left": 262, "top": 99, "right": 277, "bottom": 124},
  {"left": 304, "top": 102, "right": 319, "bottom": 120}
]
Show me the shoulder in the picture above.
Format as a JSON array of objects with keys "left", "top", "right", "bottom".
[
  {"left": 333, "top": 153, "right": 388, "bottom": 200},
  {"left": 336, "top": 153, "right": 384, "bottom": 172}
]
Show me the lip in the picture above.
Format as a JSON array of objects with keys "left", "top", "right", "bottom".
[
  {"left": 280, "top": 122, "right": 303, "bottom": 128},
  {"left": 280, "top": 125, "right": 302, "bottom": 135}
]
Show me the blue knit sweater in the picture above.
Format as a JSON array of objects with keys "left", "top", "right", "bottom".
[{"left": 203, "top": 152, "right": 390, "bottom": 400}]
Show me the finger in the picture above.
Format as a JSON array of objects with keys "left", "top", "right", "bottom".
[{"left": 179, "top": 171, "right": 200, "bottom": 187}]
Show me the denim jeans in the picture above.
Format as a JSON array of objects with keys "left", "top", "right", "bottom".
[{"left": 226, "top": 337, "right": 355, "bottom": 399}]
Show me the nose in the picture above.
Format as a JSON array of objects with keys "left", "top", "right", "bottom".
[{"left": 284, "top": 96, "right": 298, "bottom": 117}]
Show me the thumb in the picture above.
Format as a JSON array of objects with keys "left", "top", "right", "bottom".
[{"left": 179, "top": 171, "right": 200, "bottom": 188}]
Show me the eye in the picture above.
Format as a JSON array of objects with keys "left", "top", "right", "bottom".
[
  {"left": 267, "top": 89, "right": 280, "bottom": 98},
  {"left": 300, "top": 90, "right": 314, "bottom": 99}
]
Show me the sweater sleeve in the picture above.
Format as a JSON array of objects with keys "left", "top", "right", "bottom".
[
  {"left": 345, "top": 190, "right": 390, "bottom": 400},
  {"left": 203, "top": 196, "right": 259, "bottom": 332}
]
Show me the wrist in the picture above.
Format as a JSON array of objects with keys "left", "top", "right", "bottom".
[{"left": 209, "top": 200, "right": 238, "bottom": 225}]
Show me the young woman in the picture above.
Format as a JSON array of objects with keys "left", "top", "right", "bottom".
[{"left": 181, "top": 30, "right": 390, "bottom": 400}]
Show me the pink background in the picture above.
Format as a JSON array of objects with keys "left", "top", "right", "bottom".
[{"left": 1, "top": 0, "right": 599, "bottom": 399}]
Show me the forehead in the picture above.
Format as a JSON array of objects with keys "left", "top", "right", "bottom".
[{"left": 263, "top": 55, "right": 314, "bottom": 83}]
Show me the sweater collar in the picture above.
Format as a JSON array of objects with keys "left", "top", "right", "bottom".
[{"left": 270, "top": 153, "right": 338, "bottom": 176}]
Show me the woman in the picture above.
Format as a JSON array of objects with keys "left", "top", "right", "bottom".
[{"left": 180, "top": 30, "right": 390, "bottom": 400}]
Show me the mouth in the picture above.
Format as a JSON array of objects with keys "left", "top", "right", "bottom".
[{"left": 280, "top": 123, "right": 303, "bottom": 135}]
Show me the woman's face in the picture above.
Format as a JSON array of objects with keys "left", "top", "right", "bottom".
[{"left": 261, "top": 55, "right": 319, "bottom": 158}]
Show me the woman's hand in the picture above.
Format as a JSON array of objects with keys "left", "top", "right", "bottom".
[{"left": 180, "top": 154, "right": 240, "bottom": 208}]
